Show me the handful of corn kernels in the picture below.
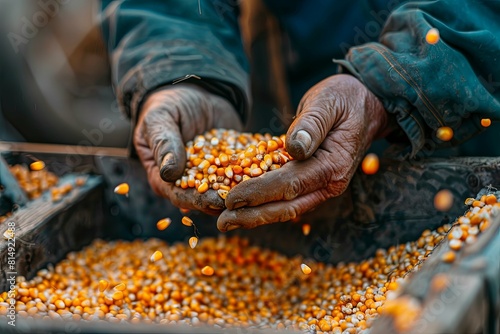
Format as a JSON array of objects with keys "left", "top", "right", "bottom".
[{"left": 175, "top": 129, "right": 292, "bottom": 198}]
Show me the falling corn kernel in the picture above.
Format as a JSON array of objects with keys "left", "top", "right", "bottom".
[
  {"left": 434, "top": 189, "right": 453, "bottom": 212},
  {"left": 300, "top": 263, "right": 312, "bottom": 275},
  {"left": 98, "top": 279, "right": 109, "bottom": 292},
  {"left": 425, "top": 28, "right": 440, "bottom": 44},
  {"left": 201, "top": 266, "right": 214, "bottom": 276},
  {"left": 182, "top": 216, "right": 193, "bottom": 227},
  {"left": 302, "top": 224, "right": 311, "bottom": 236},
  {"left": 156, "top": 218, "right": 172, "bottom": 231},
  {"left": 441, "top": 251, "right": 456, "bottom": 263},
  {"left": 361, "top": 153, "right": 379, "bottom": 175},
  {"left": 114, "top": 183, "right": 129, "bottom": 196},
  {"left": 430, "top": 274, "right": 449, "bottom": 292},
  {"left": 3, "top": 229, "right": 14, "bottom": 240},
  {"left": 436, "top": 126, "right": 453, "bottom": 141},
  {"left": 189, "top": 237, "right": 198, "bottom": 249},
  {"left": 75, "top": 177, "right": 86, "bottom": 187},
  {"left": 480, "top": 118, "right": 491, "bottom": 127},
  {"left": 29, "top": 161, "right": 45, "bottom": 171},
  {"left": 113, "top": 283, "right": 126, "bottom": 291},
  {"left": 150, "top": 250, "right": 163, "bottom": 263}
]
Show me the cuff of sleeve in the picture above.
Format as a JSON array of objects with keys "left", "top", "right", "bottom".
[
  {"left": 116, "top": 42, "right": 250, "bottom": 126},
  {"left": 334, "top": 56, "right": 427, "bottom": 158}
]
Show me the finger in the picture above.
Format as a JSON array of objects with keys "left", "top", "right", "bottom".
[
  {"left": 139, "top": 106, "right": 187, "bottom": 182},
  {"left": 146, "top": 160, "right": 224, "bottom": 215},
  {"left": 225, "top": 156, "right": 331, "bottom": 210},
  {"left": 286, "top": 82, "right": 343, "bottom": 160},
  {"left": 208, "top": 94, "right": 244, "bottom": 131},
  {"left": 217, "top": 190, "right": 329, "bottom": 231}
]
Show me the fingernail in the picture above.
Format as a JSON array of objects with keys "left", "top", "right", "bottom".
[
  {"left": 161, "top": 152, "right": 175, "bottom": 168},
  {"left": 294, "top": 130, "right": 312, "bottom": 152},
  {"left": 226, "top": 224, "right": 240, "bottom": 231},
  {"left": 233, "top": 201, "right": 247, "bottom": 210},
  {"left": 160, "top": 153, "right": 175, "bottom": 179}
]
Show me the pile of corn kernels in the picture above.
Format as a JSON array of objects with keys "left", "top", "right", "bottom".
[
  {"left": 1, "top": 185, "right": 497, "bottom": 332},
  {"left": 1, "top": 226, "right": 452, "bottom": 333},
  {"left": 8, "top": 164, "right": 59, "bottom": 200},
  {"left": 175, "top": 129, "right": 292, "bottom": 198}
]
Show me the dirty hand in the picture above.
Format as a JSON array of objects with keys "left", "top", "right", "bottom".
[
  {"left": 217, "top": 74, "right": 392, "bottom": 231},
  {"left": 134, "top": 84, "right": 242, "bottom": 215}
]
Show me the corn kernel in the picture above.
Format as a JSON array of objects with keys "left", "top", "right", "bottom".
[
  {"left": 302, "top": 224, "right": 311, "bottom": 236},
  {"left": 361, "top": 153, "right": 379, "bottom": 175},
  {"left": 30, "top": 161, "right": 45, "bottom": 171},
  {"left": 300, "top": 264, "right": 312, "bottom": 275},
  {"left": 98, "top": 280, "right": 109, "bottom": 292},
  {"left": 189, "top": 237, "right": 198, "bottom": 249},
  {"left": 201, "top": 266, "right": 215, "bottom": 276},
  {"left": 425, "top": 28, "right": 440, "bottom": 44},
  {"left": 480, "top": 118, "right": 491, "bottom": 127},
  {"left": 182, "top": 216, "right": 193, "bottom": 227},
  {"left": 434, "top": 189, "right": 453, "bottom": 212},
  {"left": 436, "top": 126, "right": 453, "bottom": 141},
  {"left": 150, "top": 251, "right": 163, "bottom": 263},
  {"left": 114, "top": 183, "right": 129, "bottom": 196},
  {"left": 156, "top": 218, "right": 171, "bottom": 231}
]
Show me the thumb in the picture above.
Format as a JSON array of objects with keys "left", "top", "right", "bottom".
[
  {"left": 286, "top": 88, "right": 342, "bottom": 160},
  {"left": 136, "top": 101, "right": 186, "bottom": 183}
]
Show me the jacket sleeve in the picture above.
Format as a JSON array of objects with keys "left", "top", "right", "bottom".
[
  {"left": 101, "top": 0, "right": 250, "bottom": 123},
  {"left": 335, "top": 0, "right": 500, "bottom": 157}
]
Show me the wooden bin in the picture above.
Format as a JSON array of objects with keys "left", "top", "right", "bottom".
[{"left": 0, "top": 149, "right": 499, "bottom": 333}]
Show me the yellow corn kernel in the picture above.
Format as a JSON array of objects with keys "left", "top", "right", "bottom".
[
  {"left": 30, "top": 161, "right": 45, "bottom": 171},
  {"left": 436, "top": 126, "right": 453, "bottom": 141},
  {"left": 98, "top": 280, "right": 109, "bottom": 292},
  {"left": 434, "top": 189, "right": 453, "bottom": 212},
  {"left": 182, "top": 216, "right": 193, "bottom": 227},
  {"left": 224, "top": 166, "right": 233, "bottom": 178},
  {"left": 361, "top": 153, "right": 379, "bottom": 175},
  {"left": 201, "top": 266, "right": 214, "bottom": 276},
  {"left": 112, "top": 291, "right": 124, "bottom": 301},
  {"left": 300, "top": 264, "right": 312, "bottom": 275},
  {"left": 441, "top": 251, "right": 456, "bottom": 263},
  {"left": 302, "top": 224, "right": 311, "bottom": 236},
  {"left": 113, "top": 183, "right": 129, "bottom": 195},
  {"left": 197, "top": 182, "right": 209, "bottom": 194},
  {"left": 448, "top": 239, "right": 462, "bottom": 251},
  {"left": 150, "top": 251, "right": 163, "bottom": 263},
  {"left": 156, "top": 218, "right": 172, "bottom": 231},
  {"left": 481, "top": 118, "right": 491, "bottom": 127},
  {"left": 425, "top": 28, "right": 440, "bottom": 44},
  {"left": 217, "top": 189, "right": 228, "bottom": 199},
  {"left": 189, "top": 237, "right": 198, "bottom": 249}
]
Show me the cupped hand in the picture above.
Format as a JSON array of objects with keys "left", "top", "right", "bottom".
[
  {"left": 217, "top": 74, "right": 392, "bottom": 231},
  {"left": 134, "top": 84, "right": 242, "bottom": 215}
]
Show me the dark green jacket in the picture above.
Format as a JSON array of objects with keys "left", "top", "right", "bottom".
[{"left": 101, "top": 0, "right": 500, "bottom": 157}]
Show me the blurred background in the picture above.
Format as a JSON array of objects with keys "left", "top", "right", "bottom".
[{"left": 0, "top": 0, "right": 130, "bottom": 147}]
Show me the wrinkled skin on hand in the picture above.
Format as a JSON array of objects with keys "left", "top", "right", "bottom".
[
  {"left": 217, "top": 74, "right": 393, "bottom": 231},
  {"left": 134, "top": 84, "right": 242, "bottom": 215}
]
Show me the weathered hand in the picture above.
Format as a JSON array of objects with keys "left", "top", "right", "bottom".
[
  {"left": 217, "top": 74, "right": 392, "bottom": 231},
  {"left": 134, "top": 84, "right": 242, "bottom": 215}
]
